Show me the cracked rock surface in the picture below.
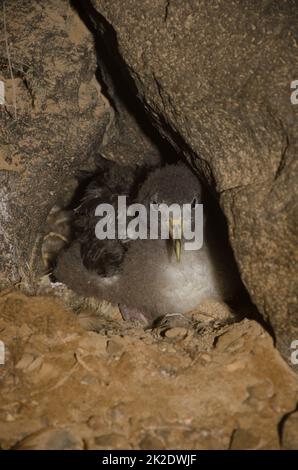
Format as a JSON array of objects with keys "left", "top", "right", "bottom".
[{"left": 0, "top": 0, "right": 112, "bottom": 286}]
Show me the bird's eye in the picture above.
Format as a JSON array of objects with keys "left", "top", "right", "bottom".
[{"left": 191, "top": 197, "right": 199, "bottom": 209}]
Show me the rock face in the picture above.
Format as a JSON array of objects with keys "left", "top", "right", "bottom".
[
  {"left": 0, "top": 0, "right": 163, "bottom": 289},
  {"left": 88, "top": 0, "right": 298, "bottom": 363},
  {"left": 0, "top": 0, "right": 113, "bottom": 286}
]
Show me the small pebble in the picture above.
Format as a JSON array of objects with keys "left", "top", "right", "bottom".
[
  {"left": 165, "top": 327, "right": 188, "bottom": 339},
  {"left": 226, "top": 360, "right": 245, "bottom": 372},
  {"left": 230, "top": 428, "right": 261, "bottom": 450}
]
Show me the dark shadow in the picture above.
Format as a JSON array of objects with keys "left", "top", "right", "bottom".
[
  {"left": 71, "top": 0, "right": 178, "bottom": 164},
  {"left": 278, "top": 403, "right": 298, "bottom": 448}
]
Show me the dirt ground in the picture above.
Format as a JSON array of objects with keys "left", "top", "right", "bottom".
[{"left": 0, "top": 287, "right": 297, "bottom": 450}]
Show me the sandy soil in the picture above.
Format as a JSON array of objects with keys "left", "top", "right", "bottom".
[{"left": 0, "top": 289, "right": 297, "bottom": 450}]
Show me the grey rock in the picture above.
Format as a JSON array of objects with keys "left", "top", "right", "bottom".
[{"left": 0, "top": 0, "right": 112, "bottom": 287}]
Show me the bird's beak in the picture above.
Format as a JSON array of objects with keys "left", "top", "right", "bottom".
[
  {"left": 169, "top": 216, "right": 182, "bottom": 262},
  {"left": 174, "top": 238, "right": 182, "bottom": 263}
]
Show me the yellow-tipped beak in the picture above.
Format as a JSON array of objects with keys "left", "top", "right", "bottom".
[
  {"left": 174, "top": 238, "right": 181, "bottom": 262},
  {"left": 169, "top": 217, "right": 183, "bottom": 262}
]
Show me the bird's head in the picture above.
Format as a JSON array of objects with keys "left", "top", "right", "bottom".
[{"left": 137, "top": 164, "right": 203, "bottom": 262}]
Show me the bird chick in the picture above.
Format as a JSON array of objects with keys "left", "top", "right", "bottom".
[{"left": 55, "top": 162, "right": 241, "bottom": 327}]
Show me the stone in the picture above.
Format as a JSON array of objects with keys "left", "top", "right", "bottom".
[
  {"left": 230, "top": 428, "right": 261, "bottom": 450},
  {"left": 139, "top": 433, "right": 165, "bottom": 450},
  {"left": 281, "top": 411, "right": 298, "bottom": 450},
  {"left": 12, "top": 428, "right": 83, "bottom": 450},
  {"left": 92, "top": 433, "right": 130, "bottom": 449},
  {"left": 164, "top": 327, "right": 188, "bottom": 339},
  {"left": 215, "top": 328, "right": 246, "bottom": 353}
]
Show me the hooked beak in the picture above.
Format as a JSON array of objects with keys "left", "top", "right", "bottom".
[{"left": 169, "top": 216, "right": 182, "bottom": 262}]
